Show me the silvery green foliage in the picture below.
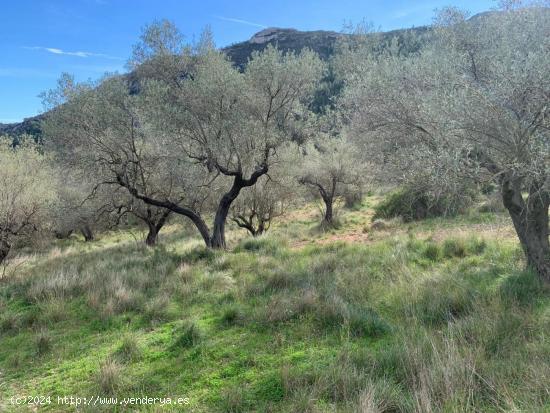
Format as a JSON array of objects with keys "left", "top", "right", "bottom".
[
  {"left": 143, "top": 44, "right": 324, "bottom": 181},
  {"left": 0, "top": 136, "right": 57, "bottom": 262},
  {"left": 229, "top": 144, "right": 298, "bottom": 236},
  {"left": 298, "top": 135, "right": 369, "bottom": 223},
  {"left": 342, "top": 4, "right": 549, "bottom": 192},
  {"left": 44, "top": 75, "right": 214, "bottom": 217},
  {"left": 341, "top": 2, "right": 550, "bottom": 278},
  {"left": 45, "top": 20, "right": 324, "bottom": 248}
]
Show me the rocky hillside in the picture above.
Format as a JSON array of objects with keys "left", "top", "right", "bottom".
[
  {"left": 223, "top": 27, "right": 344, "bottom": 68},
  {"left": 0, "top": 114, "right": 44, "bottom": 138}
]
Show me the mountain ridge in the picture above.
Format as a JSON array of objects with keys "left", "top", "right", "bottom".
[{"left": 0, "top": 23, "right": 431, "bottom": 137}]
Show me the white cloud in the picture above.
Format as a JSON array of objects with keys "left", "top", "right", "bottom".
[
  {"left": 214, "top": 16, "right": 267, "bottom": 28},
  {"left": 24, "top": 46, "right": 122, "bottom": 60}
]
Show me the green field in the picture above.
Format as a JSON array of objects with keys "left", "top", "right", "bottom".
[{"left": 1, "top": 199, "right": 549, "bottom": 412}]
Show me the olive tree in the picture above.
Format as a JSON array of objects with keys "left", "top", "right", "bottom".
[
  {"left": 298, "top": 136, "right": 367, "bottom": 226},
  {"left": 0, "top": 136, "right": 56, "bottom": 264},
  {"left": 119, "top": 23, "right": 323, "bottom": 248},
  {"left": 230, "top": 155, "right": 296, "bottom": 237},
  {"left": 45, "top": 22, "right": 323, "bottom": 249},
  {"left": 53, "top": 172, "right": 171, "bottom": 246},
  {"left": 342, "top": 4, "right": 550, "bottom": 280},
  {"left": 44, "top": 76, "right": 179, "bottom": 246},
  {"left": 104, "top": 189, "right": 172, "bottom": 246}
]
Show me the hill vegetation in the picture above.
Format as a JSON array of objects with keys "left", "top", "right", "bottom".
[
  {"left": 1, "top": 197, "right": 549, "bottom": 412},
  {"left": 0, "top": 1, "right": 549, "bottom": 412}
]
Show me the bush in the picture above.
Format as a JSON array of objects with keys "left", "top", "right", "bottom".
[{"left": 374, "top": 186, "right": 474, "bottom": 222}]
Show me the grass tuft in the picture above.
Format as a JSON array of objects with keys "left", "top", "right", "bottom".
[
  {"left": 172, "top": 321, "right": 202, "bottom": 349},
  {"left": 96, "top": 359, "right": 123, "bottom": 395},
  {"left": 114, "top": 332, "right": 141, "bottom": 362},
  {"left": 35, "top": 329, "right": 52, "bottom": 356}
]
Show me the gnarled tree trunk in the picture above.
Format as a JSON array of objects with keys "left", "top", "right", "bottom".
[
  {"left": 144, "top": 210, "right": 171, "bottom": 247},
  {"left": 80, "top": 225, "right": 94, "bottom": 242},
  {"left": 0, "top": 239, "right": 10, "bottom": 265},
  {"left": 145, "top": 223, "right": 160, "bottom": 246},
  {"left": 117, "top": 165, "right": 268, "bottom": 250},
  {"left": 501, "top": 177, "right": 550, "bottom": 282},
  {"left": 323, "top": 196, "right": 334, "bottom": 225},
  {"left": 211, "top": 183, "right": 244, "bottom": 249}
]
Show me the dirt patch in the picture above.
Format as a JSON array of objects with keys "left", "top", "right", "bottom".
[{"left": 290, "top": 220, "right": 517, "bottom": 250}]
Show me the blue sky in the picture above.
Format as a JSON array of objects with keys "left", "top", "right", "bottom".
[{"left": 0, "top": 0, "right": 495, "bottom": 123}]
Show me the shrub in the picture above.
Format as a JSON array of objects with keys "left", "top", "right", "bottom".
[{"left": 374, "top": 186, "right": 474, "bottom": 222}]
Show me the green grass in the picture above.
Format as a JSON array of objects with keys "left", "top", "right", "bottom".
[{"left": 0, "top": 199, "right": 549, "bottom": 412}]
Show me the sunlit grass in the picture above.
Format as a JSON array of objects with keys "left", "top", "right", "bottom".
[{"left": 0, "top": 196, "right": 547, "bottom": 412}]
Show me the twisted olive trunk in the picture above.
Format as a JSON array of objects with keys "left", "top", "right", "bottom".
[
  {"left": 210, "top": 162, "right": 269, "bottom": 249},
  {"left": 211, "top": 184, "right": 243, "bottom": 249},
  {"left": 117, "top": 162, "right": 268, "bottom": 250},
  {"left": 80, "top": 225, "right": 94, "bottom": 242},
  {"left": 502, "top": 178, "right": 550, "bottom": 283},
  {"left": 145, "top": 223, "right": 160, "bottom": 246},
  {"left": 144, "top": 210, "right": 171, "bottom": 247},
  {"left": 0, "top": 239, "right": 10, "bottom": 265},
  {"left": 323, "top": 196, "right": 334, "bottom": 225}
]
